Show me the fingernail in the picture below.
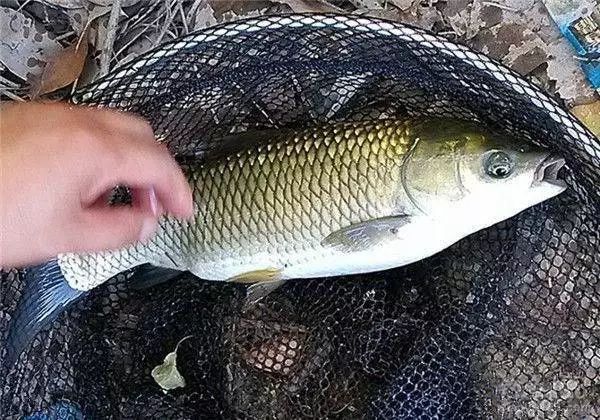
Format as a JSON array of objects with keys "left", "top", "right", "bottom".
[
  {"left": 149, "top": 186, "right": 160, "bottom": 217},
  {"left": 139, "top": 217, "right": 158, "bottom": 243}
]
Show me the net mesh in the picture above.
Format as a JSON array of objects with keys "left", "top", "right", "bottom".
[{"left": 1, "top": 14, "right": 599, "bottom": 419}]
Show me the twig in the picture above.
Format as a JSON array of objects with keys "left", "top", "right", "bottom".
[
  {"left": 54, "top": 31, "right": 77, "bottom": 42},
  {"left": 153, "top": 0, "right": 178, "bottom": 47},
  {"left": 481, "top": 1, "right": 518, "bottom": 12},
  {"left": 115, "top": 15, "right": 166, "bottom": 60},
  {"left": 100, "top": 0, "right": 123, "bottom": 76},
  {"left": 0, "top": 75, "right": 26, "bottom": 101},
  {"left": 178, "top": 1, "right": 189, "bottom": 34},
  {"left": 112, "top": 3, "right": 164, "bottom": 61},
  {"left": 0, "top": 89, "right": 26, "bottom": 102},
  {"left": 16, "top": 0, "right": 33, "bottom": 13},
  {"left": 113, "top": 31, "right": 152, "bottom": 62},
  {"left": 0, "top": 75, "right": 20, "bottom": 89},
  {"left": 119, "top": 1, "right": 161, "bottom": 36},
  {"left": 69, "top": 29, "right": 90, "bottom": 94}
]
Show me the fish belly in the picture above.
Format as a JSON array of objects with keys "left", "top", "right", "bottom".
[{"left": 185, "top": 215, "right": 463, "bottom": 281}]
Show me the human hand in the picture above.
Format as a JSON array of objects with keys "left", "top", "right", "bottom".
[{"left": 0, "top": 102, "right": 193, "bottom": 268}]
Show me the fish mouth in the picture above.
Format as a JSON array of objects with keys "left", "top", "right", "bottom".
[{"left": 534, "top": 154, "right": 566, "bottom": 188}]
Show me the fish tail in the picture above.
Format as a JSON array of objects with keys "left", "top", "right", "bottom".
[{"left": 5, "top": 260, "right": 85, "bottom": 366}]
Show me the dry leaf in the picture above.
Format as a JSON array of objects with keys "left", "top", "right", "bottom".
[
  {"left": 39, "top": 0, "right": 87, "bottom": 8},
  {"left": 272, "top": 0, "right": 343, "bottom": 13},
  {"left": 52, "top": 3, "right": 111, "bottom": 35},
  {"left": 445, "top": 0, "right": 485, "bottom": 40},
  {"left": 31, "top": 31, "right": 89, "bottom": 97},
  {"left": 89, "top": 0, "right": 141, "bottom": 7},
  {"left": 390, "top": 0, "right": 417, "bottom": 11},
  {"left": 151, "top": 335, "right": 192, "bottom": 392},
  {"left": 193, "top": 0, "right": 217, "bottom": 30},
  {"left": 151, "top": 352, "right": 186, "bottom": 392},
  {"left": 545, "top": 37, "right": 597, "bottom": 105},
  {"left": 349, "top": 0, "right": 385, "bottom": 9},
  {"left": 0, "top": 6, "right": 64, "bottom": 81},
  {"left": 501, "top": 29, "right": 549, "bottom": 75}
]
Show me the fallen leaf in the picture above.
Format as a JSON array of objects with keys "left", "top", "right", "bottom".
[
  {"left": 545, "top": 37, "right": 597, "bottom": 105},
  {"left": 84, "top": 4, "right": 113, "bottom": 49},
  {"left": 0, "top": 6, "right": 64, "bottom": 81},
  {"left": 395, "top": 4, "right": 443, "bottom": 31},
  {"left": 38, "top": 0, "right": 87, "bottom": 8},
  {"left": 463, "top": 0, "right": 596, "bottom": 104},
  {"left": 272, "top": 0, "right": 344, "bottom": 13},
  {"left": 349, "top": 0, "right": 385, "bottom": 9},
  {"left": 54, "top": 2, "right": 111, "bottom": 35},
  {"left": 390, "top": 0, "right": 417, "bottom": 11},
  {"left": 151, "top": 335, "right": 192, "bottom": 392},
  {"left": 443, "top": 0, "right": 485, "bottom": 39},
  {"left": 151, "top": 352, "right": 186, "bottom": 392},
  {"left": 502, "top": 30, "right": 549, "bottom": 75},
  {"left": 418, "top": 5, "right": 445, "bottom": 31},
  {"left": 88, "top": 0, "right": 141, "bottom": 6},
  {"left": 31, "top": 30, "right": 89, "bottom": 96},
  {"left": 192, "top": 0, "right": 217, "bottom": 30},
  {"left": 570, "top": 101, "right": 600, "bottom": 138}
]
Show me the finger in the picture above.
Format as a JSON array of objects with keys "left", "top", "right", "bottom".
[
  {"left": 75, "top": 105, "right": 194, "bottom": 218},
  {"left": 94, "top": 186, "right": 162, "bottom": 216},
  {"left": 67, "top": 206, "right": 159, "bottom": 253},
  {"left": 120, "top": 145, "right": 194, "bottom": 218},
  {"left": 94, "top": 106, "right": 156, "bottom": 140},
  {"left": 57, "top": 102, "right": 152, "bottom": 137},
  {"left": 88, "top": 142, "right": 194, "bottom": 219}
]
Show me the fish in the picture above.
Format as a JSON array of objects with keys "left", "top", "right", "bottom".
[{"left": 7, "top": 118, "right": 566, "bottom": 364}]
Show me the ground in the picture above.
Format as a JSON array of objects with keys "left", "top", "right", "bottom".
[{"left": 1, "top": 0, "right": 598, "bottom": 112}]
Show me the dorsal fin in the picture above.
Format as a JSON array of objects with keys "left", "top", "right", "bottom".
[{"left": 175, "top": 127, "right": 290, "bottom": 165}]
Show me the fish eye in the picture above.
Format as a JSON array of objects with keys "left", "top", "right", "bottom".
[{"left": 485, "top": 151, "right": 514, "bottom": 179}]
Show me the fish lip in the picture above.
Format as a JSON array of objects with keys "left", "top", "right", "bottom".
[{"left": 533, "top": 154, "right": 566, "bottom": 188}]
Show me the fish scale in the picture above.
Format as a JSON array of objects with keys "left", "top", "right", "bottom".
[
  {"left": 196, "top": 121, "right": 404, "bottom": 259},
  {"left": 58, "top": 120, "right": 412, "bottom": 290}
]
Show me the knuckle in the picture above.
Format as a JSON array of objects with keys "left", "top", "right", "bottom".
[{"left": 134, "top": 117, "right": 155, "bottom": 135}]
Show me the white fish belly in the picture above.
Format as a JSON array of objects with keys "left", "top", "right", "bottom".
[
  {"left": 282, "top": 217, "right": 469, "bottom": 279},
  {"left": 189, "top": 217, "right": 469, "bottom": 281}
]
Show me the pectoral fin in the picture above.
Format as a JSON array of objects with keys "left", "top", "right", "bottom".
[
  {"left": 245, "top": 280, "right": 287, "bottom": 308},
  {"left": 227, "top": 268, "right": 286, "bottom": 308},
  {"left": 321, "top": 215, "right": 412, "bottom": 253}
]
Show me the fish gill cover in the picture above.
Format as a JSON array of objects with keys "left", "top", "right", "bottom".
[{"left": 1, "top": 13, "right": 599, "bottom": 419}]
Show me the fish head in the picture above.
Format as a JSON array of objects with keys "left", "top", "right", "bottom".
[{"left": 403, "top": 120, "right": 566, "bottom": 227}]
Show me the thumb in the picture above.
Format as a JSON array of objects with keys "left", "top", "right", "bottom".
[{"left": 70, "top": 207, "right": 159, "bottom": 253}]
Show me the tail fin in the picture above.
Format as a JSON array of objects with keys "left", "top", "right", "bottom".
[
  {"left": 23, "top": 400, "right": 84, "bottom": 420},
  {"left": 5, "top": 260, "right": 85, "bottom": 366}
]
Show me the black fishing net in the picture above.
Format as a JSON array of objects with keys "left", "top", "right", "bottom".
[{"left": 1, "top": 13, "right": 599, "bottom": 419}]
